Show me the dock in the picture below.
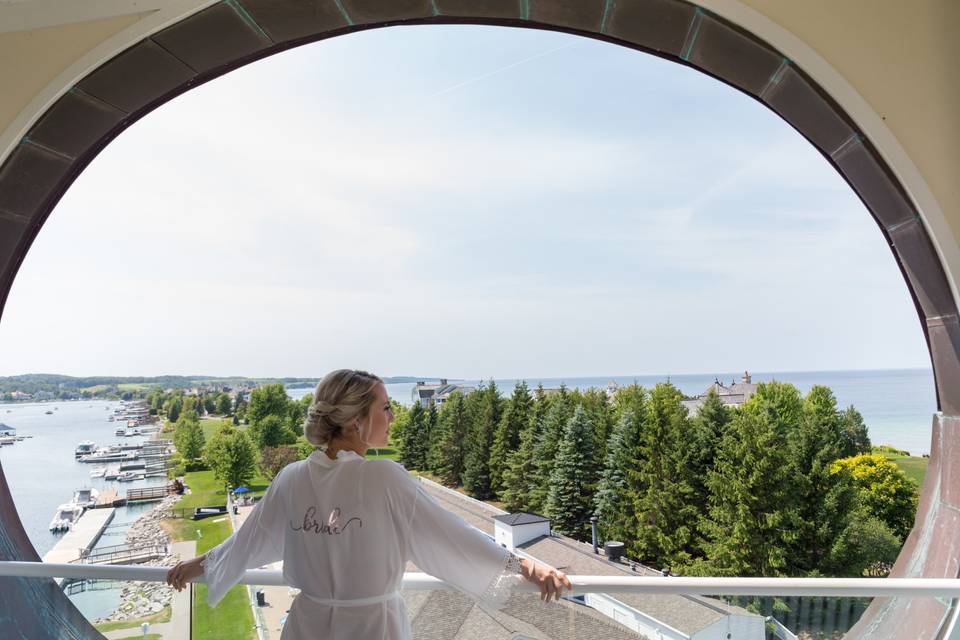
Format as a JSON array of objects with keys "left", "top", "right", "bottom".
[{"left": 42, "top": 507, "right": 115, "bottom": 585}]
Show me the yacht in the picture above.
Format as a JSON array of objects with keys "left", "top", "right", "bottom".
[
  {"left": 72, "top": 488, "right": 100, "bottom": 508},
  {"left": 117, "top": 471, "right": 143, "bottom": 482},
  {"left": 48, "top": 503, "right": 83, "bottom": 532},
  {"left": 74, "top": 441, "right": 96, "bottom": 458}
]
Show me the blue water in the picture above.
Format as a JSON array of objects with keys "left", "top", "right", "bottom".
[
  {"left": 0, "top": 400, "right": 168, "bottom": 619},
  {"left": 293, "top": 367, "right": 938, "bottom": 456}
]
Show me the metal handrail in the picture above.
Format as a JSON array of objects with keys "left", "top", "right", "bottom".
[{"left": 2, "top": 562, "right": 960, "bottom": 597}]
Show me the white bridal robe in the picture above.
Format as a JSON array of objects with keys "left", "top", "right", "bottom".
[{"left": 201, "top": 449, "right": 523, "bottom": 639}]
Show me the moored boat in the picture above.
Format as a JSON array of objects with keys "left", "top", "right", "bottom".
[
  {"left": 49, "top": 503, "right": 83, "bottom": 532},
  {"left": 75, "top": 441, "right": 96, "bottom": 458}
]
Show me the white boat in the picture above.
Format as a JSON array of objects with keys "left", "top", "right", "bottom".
[
  {"left": 75, "top": 441, "right": 96, "bottom": 458},
  {"left": 108, "top": 416, "right": 115, "bottom": 422},
  {"left": 114, "top": 427, "right": 125, "bottom": 436},
  {"left": 89, "top": 467, "right": 106, "bottom": 479},
  {"left": 117, "top": 471, "right": 143, "bottom": 482},
  {"left": 49, "top": 503, "right": 84, "bottom": 532},
  {"left": 0, "top": 437, "right": 15, "bottom": 446},
  {"left": 72, "top": 487, "right": 100, "bottom": 508}
]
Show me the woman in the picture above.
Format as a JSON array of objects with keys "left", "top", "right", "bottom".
[{"left": 166, "top": 369, "right": 571, "bottom": 639}]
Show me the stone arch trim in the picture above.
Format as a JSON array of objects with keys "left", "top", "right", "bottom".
[{"left": 0, "top": 1, "right": 955, "bottom": 638}]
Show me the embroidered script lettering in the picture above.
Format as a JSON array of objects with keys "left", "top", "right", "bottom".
[{"left": 290, "top": 507, "right": 362, "bottom": 535}]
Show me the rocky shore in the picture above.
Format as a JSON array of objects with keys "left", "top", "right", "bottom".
[{"left": 93, "top": 494, "right": 182, "bottom": 624}]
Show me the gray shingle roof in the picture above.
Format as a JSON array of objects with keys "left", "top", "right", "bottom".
[
  {"left": 416, "top": 478, "right": 761, "bottom": 637},
  {"left": 492, "top": 513, "right": 550, "bottom": 526}
]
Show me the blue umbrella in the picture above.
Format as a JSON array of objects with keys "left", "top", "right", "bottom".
[{"left": 233, "top": 486, "right": 250, "bottom": 494}]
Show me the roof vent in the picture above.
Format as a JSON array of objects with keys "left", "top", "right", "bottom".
[{"left": 604, "top": 541, "right": 625, "bottom": 562}]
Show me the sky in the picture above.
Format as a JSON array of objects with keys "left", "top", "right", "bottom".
[{"left": 0, "top": 25, "right": 932, "bottom": 379}]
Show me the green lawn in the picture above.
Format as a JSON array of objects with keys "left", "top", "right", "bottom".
[
  {"left": 884, "top": 454, "right": 929, "bottom": 487},
  {"left": 112, "top": 634, "right": 161, "bottom": 640},
  {"left": 178, "top": 469, "right": 271, "bottom": 511},
  {"left": 163, "top": 497, "right": 256, "bottom": 640},
  {"left": 93, "top": 606, "right": 171, "bottom": 633},
  {"left": 366, "top": 446, "right": 399, "bottom": 461}
]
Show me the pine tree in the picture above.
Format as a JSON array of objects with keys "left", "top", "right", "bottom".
[
  {"left": 629, "top": 383, "right": 698, "bottom": 568},
  {"left": 500, "top": 409, "right": 543, "bottom": 512},
  {"left": 789, "top": 385, "right": 855, "bottom": 573},
  {"left": 581, "top": 388, "right": 614, "bottom": 472},
  {"left": 399, "top": 402, "right": 429, "bottom": 470},
  {"left": 490, "top": 381, "right": 533, "bottom": 497},
  {"left": 529, "top": 386, "right": 573, "bottom": 512},
  {"left": 428, "top": 391, "right": 469, "bottom": 485},
  {"left": 687, "top": 390, "right": 730, "bottom": 527},
  {"left": 545, "top": 405, "right": 597, "bottom": 539},
  {"left": 838, "top": 405, "right": 871, "bottom": 456},
  {"left": 462, "top": 383, "right": 502, "bottom": 499},
  {"left": 698, "top": 399, "right": 802, "bottom": 576},
  {"left": 594, "top": 400, "right": 645, "bottom": 547}
]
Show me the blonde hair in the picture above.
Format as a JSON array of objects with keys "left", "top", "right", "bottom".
[{"left": 304, "top": 369, "right": 382, "bottom": 447}]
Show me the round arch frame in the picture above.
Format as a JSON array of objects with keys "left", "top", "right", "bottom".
[{"left": 0, "top": 2, "right": 957, "bottom": 638}]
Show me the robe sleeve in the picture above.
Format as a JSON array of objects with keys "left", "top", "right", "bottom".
[
  {"left": 201, "top": 471, "right": 288, "bottom": 607},
  {"left": 405, "top": 480, "right": 523, "bottom": 611}
]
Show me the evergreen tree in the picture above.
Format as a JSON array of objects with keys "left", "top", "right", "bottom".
[
  {"left": 500, "top": 408, "right": 544, "bottom": 512},
  {"left": 545, "top": 405, "right": 597, "bottom": 538},
  {"left": 490, "top": 381, "right": 533, "bottom": 496},
  {"left": 581, "top": 388, "right": 614, "bottom": 472},
  {"left": 528, "top": 385, "right": 572, "bottom": 512},
  {"left": 698, "top": 399, "right": 802, "bottom": 576},
  {"left": 594, "top": 401, "right": 645, "bottom": 547},
  {"left": 462, "top": 382, "right": 502, "bottom": 499},
  {"left": 428, "top": 391, "right": 469, "bottom": 485},
  {"left": 630, "top": 383, "right": 698, "bottom": 568},
  {"left": 687, "top": 390, "right": 730, "bottom": 528},
  {"left": 611, "top": 383, "right": 646, "bottom": 424},
  {"left": 398, "top": 402, "right": 429, "bottom": 470},
  {"left": 789, "top": 385, "right": 855, "bottom": 573},
  {"left": 838, "top": 405, "right": 871, "bottom": 457}
]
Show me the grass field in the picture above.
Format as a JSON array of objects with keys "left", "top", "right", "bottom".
[
  {"left": 163, "top": 490, "right": 256, "bottom": 640},
  {"left": 884, "top": 454, "right": 929, "bottom": 487},
  {"left": 177, "top": 470, "right": 270, "bottom": 510}
]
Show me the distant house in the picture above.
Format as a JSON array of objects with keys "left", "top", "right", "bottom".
[
  {"left": 682, "top": 371, "right": 758, "bottom": 415},
  {"left": 0, "top": 424, "right": 15, "bottom": 436},
  {"left": 411, "top": 380, "right": 476, "bottom": 406}
]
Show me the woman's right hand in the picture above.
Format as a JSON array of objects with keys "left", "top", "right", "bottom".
[
  {"left": 166, "top": 555, "right": 205, "bottom": 592},
  {"left": 520, "top": 558, "right": 572, "bottom": 602}
]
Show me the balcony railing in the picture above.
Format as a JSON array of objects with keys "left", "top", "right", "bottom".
[{"left": 2, "top": 560, "right": 959, "bottom": 598}]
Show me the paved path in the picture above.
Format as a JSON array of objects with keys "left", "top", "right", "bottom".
[{"left": 101, "top": 540, "right": 194, "bottom": 640}]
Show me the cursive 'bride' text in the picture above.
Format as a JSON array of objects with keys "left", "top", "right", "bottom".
[{"left": 290, "top": 507, "right": 362, "bottom": 535}]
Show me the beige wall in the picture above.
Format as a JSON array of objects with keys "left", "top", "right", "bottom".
[
  {"left": 0, "top": 14, "right": 143, "bottom": 138},
  {"left": 0, "top": 0, "right": 956, "bottom": 278}
]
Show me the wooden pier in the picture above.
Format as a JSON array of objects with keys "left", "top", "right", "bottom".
[
  {"left": 125, "top": 485, "right": 171, "bottom": 503},
  {"left": 71, "top": 542, "right": 168, "bottom": 565},
  {"left": 41, "top": 507, "right": 115, "bottom": 584}
]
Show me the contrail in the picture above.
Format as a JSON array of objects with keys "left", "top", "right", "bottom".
[{"left": 427, "top": 41, "right": 578, "bottom": 98}]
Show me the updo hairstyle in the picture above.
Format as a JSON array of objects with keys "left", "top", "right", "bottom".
[{"left": 304, "top": 369, "right": 383, "bottom": 447}]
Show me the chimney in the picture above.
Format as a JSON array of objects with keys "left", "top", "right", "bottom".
[
  {"left": 591, "top": 516, "right": 599, "bottom": 554},
  {"left": 742, "top": 371, "right": 751, "bottom": 384}
]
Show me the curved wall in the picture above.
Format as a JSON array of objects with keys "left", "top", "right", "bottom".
[{"left": 0, "top": 1, "right": 956, "bottom": 638}]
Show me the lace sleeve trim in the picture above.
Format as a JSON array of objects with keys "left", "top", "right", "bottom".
[{"left": 477, "top": 551, "right": 524, "bottom": 611}]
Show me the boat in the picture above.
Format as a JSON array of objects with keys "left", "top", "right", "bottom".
[
  {"left": 79, "top": 449, "right": 136, "bottom": 463},
  {"left": 89, "top": 467, "right": 106, "bottom": 479},
  {"left": 103, "top": 466, "right": 120, "bottom": 480},
  {"left": 114, "top": 427, "right": 125, "bottom": 436},
  {"left": 108, "top": 416, "right": 114, "bottom": 422},
  {"left": 75, "top": 441, "right": 96, "bottom": 458},
  {"left": 44, "top": 410, "right": 53, "bottom": 415},
  {"left": 49, "top": 503, "right": 83, "bottom": 532},
  {"left": 72, "top": 487, "right": 100, "bottom": 508},
  {"left": 0, "top": 436, "right": 15, "bottom": 446},
  {"left": 117, "top": 471, "right": 143, "bottom": 482}
]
